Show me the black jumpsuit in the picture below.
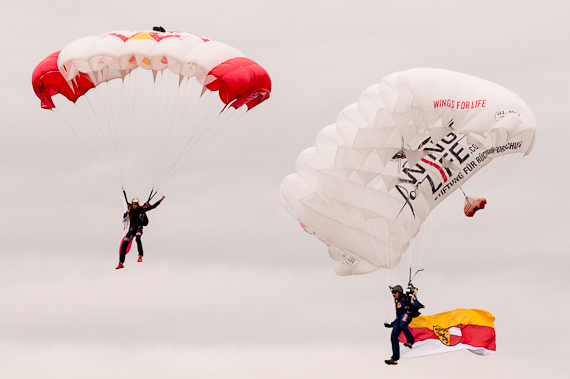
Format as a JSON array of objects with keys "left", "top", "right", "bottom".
[{"left": 119, "top": 199, "right": 163, "bottom": 263}]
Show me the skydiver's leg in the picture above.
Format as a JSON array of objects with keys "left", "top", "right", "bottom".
[
  {"left": 390, "top": 321, "right": 402, "bottom": 360},
  {"left": 119, "top": 229, "right": 135, "bottom": 263},
  {"left": 400, "top": 314, "right": 414, "bottom": 345},
  {"left": 135, "top": 235, "right": 143, "bottom": 256},
  {"left": 120, "top": 235, "right": 133, "bottom": 263},
  {"left": 135, "top": 227, "right": 144, "bottom": 262}
]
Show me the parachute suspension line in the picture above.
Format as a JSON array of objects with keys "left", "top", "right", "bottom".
[
  {"left": 116, "top": 70, "right": 137, "bottom": 189},
  {"left": 116, "top": 73, "right": 126, "bottom": 189},
  {"left": 156, "top": 105, "right": 243, "bottom": 190},
  {"left": 152, "top": 86, "right": 238, "bottom": 191},
  {"left": 382, "top": 190, "right": 392, "bottom": 289},
  {"left": 154, "top": 102, "right": 245, "bottom": 192},
  {"left": 418, "top": 188, "right": 470, "bottom": 271},
  {"left": 461, "top": 151, "right": 525, "bottom": 202},
  {"left": 158, "top": 69, "right": 182, "bottom": 189},
  {"left": 149, "top": 70, "right": 160, "bottom": 188},
  {"left": 193, "top": 90, "right": 230, "bottom": 138},
  {"left": 118, "top": 68, "right": 141, "bottom": 188},
  {"left": 410, "top": 152, "right": 526, "bottom": 275},
  {"left": 127, "top": 70, "right": 142, "bottom": 185},
  {"left": 111, "top": 76, "right": 128, "bottom": 187},
  {"left": 137, "top": 66, "right": 255, "bottom": 192},
  {"left": 50, "top": 108, "right": 121, "bottom": 186},
  {"left": 153, "top": 69, "right": 179, "bottom": 190},
  {"left": 383, "top": 271, "right": 394, "bottom": 323},
  {"left": 188, "top": 99, "right": 248, "bottom": 151},
  {"left": 173, "top": 89, "right": 220, "bottom": 155},
  {"left": 145, "top": 188, "right": 157, "bottom": 204},
  {"left": 74, "top": 94, "right": 123, "bottom": 186},
  {"left": 404, "top": 210, "right": 416, "bottom": 276},
  {"left": 95, "top": 71, "right": 134, "bottom": 188},
  {"left": 153, "top": 72, "right": 202, "bottom": 190},
  {"left": 157, "top": 70, "right": 195, "bottom": 188},
  {"left": 151, "top": 69, "right": 162, "bottom": 189},
  {"left": 72, "top": 98, "right": 117, "bottom": 178},
  {"left": 147, "top": 71, "right": 178, "bottom": 187},
  {"left": 114, "top": 71, "right": 127, "bottom": 189},
  {"left": 418, "top": 206, "right": 439, "bottom": 269},
  {"left": 488, "top": 153, "right": 525, "bottom": 191},
  {"left": 152, "top": 73, "right": 191, "bottom": 190},
  {"left": 121, "top": 69, "right": 137, "bottom": 190},
  {"left": 404, "top": 150, "right": 463, "bottom": 276},
  {"left": 104, "top": 75, "right": 122, "bottom": 187},
  {"left": 172, "top": 78, "right": 204, "bottom": 145},
  {"left": 401, "top": 267, "right": 423, "bottom": 300},
  {"left": 92, "top": 78, "right": 122, "bottom": 176},
  {"left": 412, "top": 189, "right": 457, "bottom": 271},
  {"left": 408, "top": 267, "right": 424, "bottom": 286},
  {"left": 105, "top": 71, "right": 122, "bottom": 163}
]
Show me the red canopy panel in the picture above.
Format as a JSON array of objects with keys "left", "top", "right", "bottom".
[
  {"left": 206, "top": 57, "right": 272, "bottom": 110},
  {"left": 32, "top": 51, "right": 95, "bottom": 109}
]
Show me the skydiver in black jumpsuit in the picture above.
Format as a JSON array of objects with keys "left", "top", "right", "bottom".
[{"left": 116, "top": 196, "right": 165, "bottom": 269}]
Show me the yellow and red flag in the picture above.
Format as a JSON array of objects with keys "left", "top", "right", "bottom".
[{"left": 400, "top": 309, "right": 496, "bottom": 358}]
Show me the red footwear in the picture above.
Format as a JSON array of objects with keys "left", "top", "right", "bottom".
[
  {"left": 116, "top": 263, "right": 124, "bottom": 270},
  {"left": 137, "top": 256, "right": 143, "bottom": 262}
]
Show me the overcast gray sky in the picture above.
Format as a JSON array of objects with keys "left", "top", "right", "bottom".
[{"left": 1, "top": 1, "right": 569, "bottom": 378}]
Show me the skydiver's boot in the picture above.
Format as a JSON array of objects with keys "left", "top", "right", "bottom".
[
  {"left": 137, "top": 255, "right": 142, "bottom": 262},
  {"left": 384, "top": 358, "right": 398, "bottom": 365},
  {"left": 404, "top": 341, "right": 414, "bottom": 348},
  {"left": 116, "top": 263, "right": 124, "bottom": 270}
]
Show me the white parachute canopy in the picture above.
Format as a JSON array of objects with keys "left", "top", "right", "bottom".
[{"left": 280, "top": 68, "right": 536, "bottom": 276}]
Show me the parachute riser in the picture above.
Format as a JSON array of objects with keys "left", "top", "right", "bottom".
[
  {"left": 407, "top": 267, "right": 424, "bottom": 293},
  {"left": 123, "top": 188, "right": 157, "bottom": 206}
]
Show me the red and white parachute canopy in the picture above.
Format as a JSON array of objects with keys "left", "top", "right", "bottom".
[{"left": 32, "top": 29, "right": 271, "bottom": 191}]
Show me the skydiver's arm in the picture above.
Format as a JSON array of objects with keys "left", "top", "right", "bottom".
[
  {"left": 123, "top": 190, "right": 131, "bottom": 217},
  {"left": 144, "top": 197, "right": 164, "bottom": 211}
]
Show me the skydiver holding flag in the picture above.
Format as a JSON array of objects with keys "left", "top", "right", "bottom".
[
  {"left": 116, "top": 190, "right": 165, "bottom": 270},
  {"left": 384, "top": 283, "right": 424, "bottom": 365}
]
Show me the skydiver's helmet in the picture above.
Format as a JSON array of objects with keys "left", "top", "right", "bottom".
[
  {"left": 153, "top": 26, "right": 166, "bottom": 32},
  {"left": 390, "top": 285, "right": 404, "bottom": 296},
  {"left": 131, "top": 198, "right": 140, "bottom": 207}
]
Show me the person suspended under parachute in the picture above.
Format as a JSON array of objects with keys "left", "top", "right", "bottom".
[
  {"left": 384, "top": 278, "right": 495, "bottom": 364},
  {"left": 116, "top": 190, "right": 165, "bottom": 270},
  {"left": 31, "top": 27, "right": 271, "bottom": 267},
  {"left": 384, "top": 282, "right": 424, "bottom": 365},
  {"left": 279, "top": 68, "right": 528, "bottom": 364}
]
